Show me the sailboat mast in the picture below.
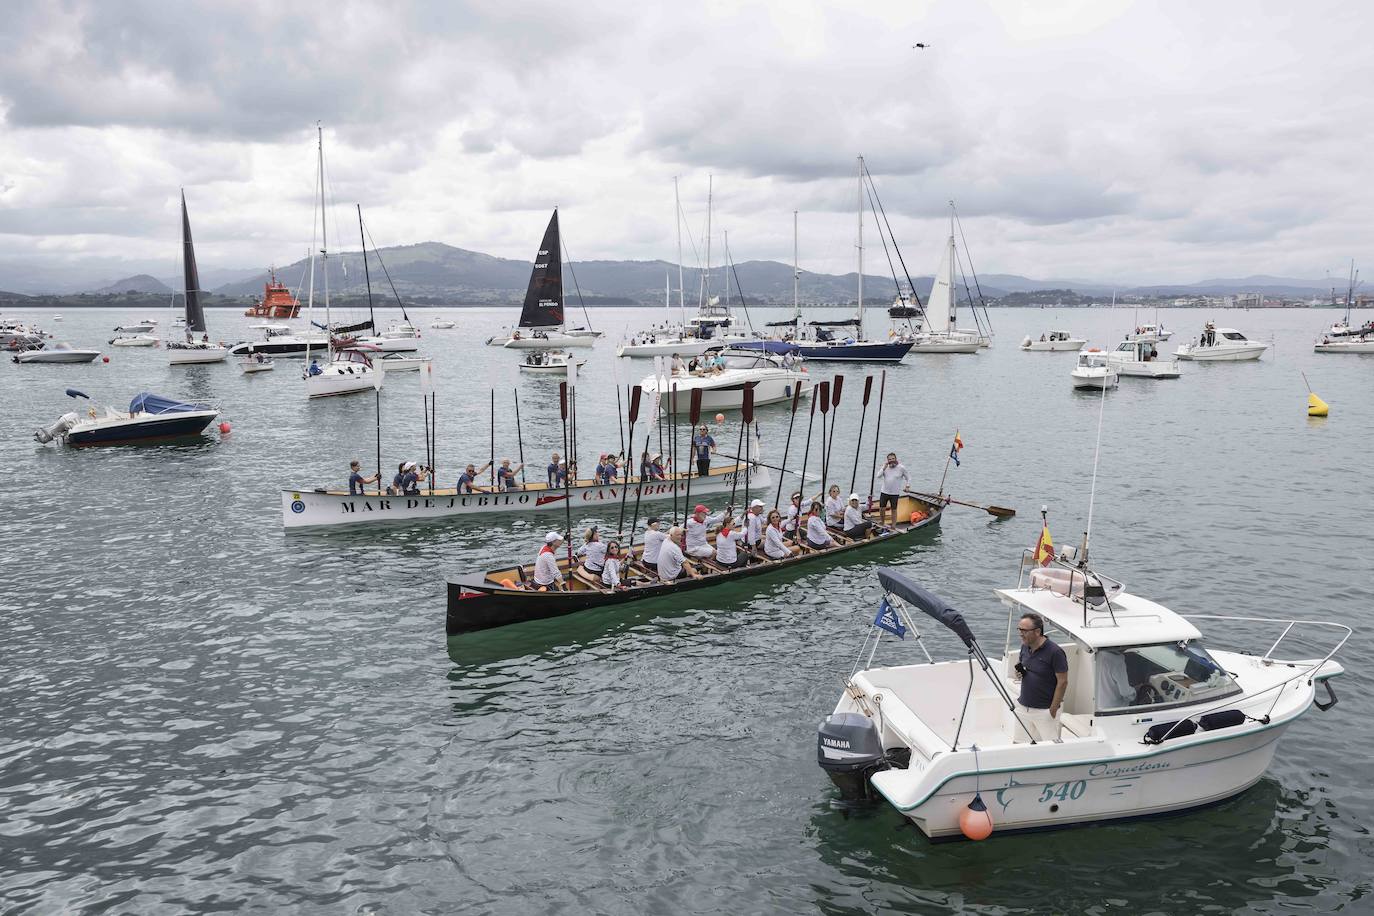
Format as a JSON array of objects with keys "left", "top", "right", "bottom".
[
  {"left": 704, "top": 175, "right": 713, "bottom": 309},
  {"left": 857, "top": 156, "right": 864, "bottom": 320},
  {"left": 793, "top": 210, "right": 799, "bottom": 322},
  {"left": 358, "top": 205, "right": 375, "bottom": 332},
  {"left": 947, "top": 204, "right": 956, "bottom": 328},
  {"left": 305, "top": 126, "right": 320, "bottom": 365},
  {"left": 319, "top": 125, "right": 331, "bottom": 360},
  {"left": 723, "top": 228, "right": 731, "bottom": 311},
  {"left": 1347, "top": 259, "right": 1356, "bottom": 323},
  {"left": 675, "top": 177, "right": 686, "bottom": 326}
]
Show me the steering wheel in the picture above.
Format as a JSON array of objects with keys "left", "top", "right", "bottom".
[{"left": 1134, "top": 683, "right": 1163, "bottom": 705}]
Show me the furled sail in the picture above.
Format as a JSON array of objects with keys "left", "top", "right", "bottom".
[
  {"left": 518, "top": 210, "right": 563, "bottom": 328},
  {"left": 924, "top": 235, "right": 956, "bottom": 334},
  {"left": 181, "top": 191, "right": 207, "bottom": 334}
]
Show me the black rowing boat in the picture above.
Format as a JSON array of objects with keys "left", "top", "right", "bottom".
[{"left": 446, "top": 493, "right": 942, "bottom": 634}]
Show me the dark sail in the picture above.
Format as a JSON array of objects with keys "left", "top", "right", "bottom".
[
  {"left": 518, "top": 210, "right": 563, "bottom": 328},
  {"left": 181, "top": 191, "right": 207, "bottom": 333}
]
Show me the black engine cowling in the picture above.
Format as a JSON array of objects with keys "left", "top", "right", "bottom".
[{"left": 817, "top": 712, "right": 891, "bottom": 802}]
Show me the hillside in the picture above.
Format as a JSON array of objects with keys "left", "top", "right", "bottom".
[{"left": 95, "top": 274, "right": 172, "bottom": 295}]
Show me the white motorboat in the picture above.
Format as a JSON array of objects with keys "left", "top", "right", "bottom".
[
  {"left": 1106, "top": 339, "right": 1181, "bottom": 378},
  {"left": 109, "top": 333, "right": 160, "bottom": 347},
  {"left": 1126, "top": 322, "right": 1173, "bottom": 343},
  {"left": 165, "top": 192, "right": 228, "bottom": 366},
  {"left": 430, "top": 318, "right": 456, "bottom": 329},
  {"left": 12, "top": 342, "right": 101, "bottom": 364},
  {"left": 816, "top": 561, "right": 1347, "bottom": 840},
  {"left": 641, "top": 347, "right": 810, "bottom": 412},
  {"left": 239, "top": 354, "right": 275, "bottom": 374},
  {"left": 373, "top": 351, "right": 432, "bottom": 372},
  {"left": 1314, "top": 330, "right": 1374, "bottom": 354},
  {"left": 1071, "top": 352, "right": 1118, "bottom": 389},
  {"left": 616, "top": 333, "right": 718, "bottom": 358},
  {"left": 52, "top": 315, "right": 63, "bottom": 322},
  {"left": 228, "top": 324, "right": 328, "bottom": 357},
  {"left": 1021, "top": 331, "right": 1086, "bottom": 352},
  {"left": 378, "top": 320, "right": 421, "bottom": 339},
  {"left": 1175, "top": 326, "right": 1268, "bottom": 361},
  {"left": 519, "top": 349, "right": 586, "bottom": 374},
  {"left": 1, "top": 318, "right": 51, "bottom": 350},
  {"left": 35, "top": 389, "right": 221, "bottom": 446},
  {"left": 113, "top": 321, "right": 157, "bottom": 334},
  {"left": 352, "top": 334, "right": 420, "bottom": 353}
]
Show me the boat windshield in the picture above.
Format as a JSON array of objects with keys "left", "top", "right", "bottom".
[
  {"left": 1095, "top": 639, "right": 1240, "bottom": 715},
  {"left": 1222, "top": 332, "right": 1247, "bottom": 341}
]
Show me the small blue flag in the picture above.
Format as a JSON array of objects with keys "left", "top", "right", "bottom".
[
  {"left": 949, "top": 442, "right": 961, "bottom": 466},
  {"left": 873, "top": 598, "right": 906, "bottom": 639}
]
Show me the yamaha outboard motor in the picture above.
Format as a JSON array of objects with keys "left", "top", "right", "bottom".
[{"left": 817, "top": 712, "right": 887, "bottom": 802}]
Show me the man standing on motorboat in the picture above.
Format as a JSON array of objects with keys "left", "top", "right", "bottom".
[{"left": 1013, "top": 612, "right": 1069, "bottom": 743}]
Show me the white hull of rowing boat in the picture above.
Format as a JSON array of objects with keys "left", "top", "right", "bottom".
[{"left": 282, "top": 463, "right": 771, "bottom": 528}]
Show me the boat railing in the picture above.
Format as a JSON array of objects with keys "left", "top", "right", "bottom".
[{"left": 1181, "top": 614, "right": 1351, "bottom": 670}]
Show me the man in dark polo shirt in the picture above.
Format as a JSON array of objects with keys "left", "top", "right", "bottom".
[{"left": 1013, "top": 612, "right": 1069, "bottom": 742}]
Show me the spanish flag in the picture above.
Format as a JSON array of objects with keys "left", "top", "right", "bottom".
[{"left": 1033, "top": 523, "right": 1054, "bottom": 567}]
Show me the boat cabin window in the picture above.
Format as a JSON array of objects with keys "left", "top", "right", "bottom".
[
  {"left": 1095, "top": 640, "right": 1240, "bottom": 715},
  {"left": 1222, "top": 332, "right": 1247, "bottom": 341}
]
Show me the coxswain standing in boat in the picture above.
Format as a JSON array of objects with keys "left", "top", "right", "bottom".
[
  {"left": 495, "top": 458, "right": 524, "bottom": 490},
  {"left": 876, "top": 452, "right": 910, "bottom": 529},
  {"left": 640, "top": 518, "right": 666, "bottom": 575},
  {"left": 804, "top": 501, "right": 836, "bottom": 549},
  {"left": 348, "top": 460, "right": 379, "bottom": 495},
  {"left": 1012, "top": 612, "right": 1068, "bottom": 743},
  {"left": 685, "top": 504, "right": 722, "bottom": 559},
  {"left": 457, "top": 461, "right": 492, "bottom": 494},
  {"left": 692, "top": 425, "right": 716, "bottom": 477},
  {"left": 533, "top": 532, "right": 566, "bottom": 591},
  {"left": 547, "top": 453, "right": 566, "bottom": 488},
  {"left": 575, "top": 526, "right": 607, "bottom": 577},
  {"left": 657, "top": 526, "right": 701, "bottom": 582}
]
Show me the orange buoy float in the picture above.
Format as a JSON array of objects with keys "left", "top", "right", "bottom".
[
  {"left": 959, "top": 794, "right": 993, "bottom": 841},
  {"left": 499, "top": 578, "right": 517, "bottom": 590},
  {"left": 714, "top": 412, "right": 725, "bottom": 423},
  {"left": 909, "top": 510, "right": 927, "bottom": 524},
  {"left": 218, "top": 421, "right": 231, "bottom": 434}
]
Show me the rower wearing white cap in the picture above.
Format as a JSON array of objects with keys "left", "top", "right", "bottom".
[
  {"left": 685, "top": 503, "right": 722, "bottom": 558},
  {"left": 843, "top": 492, "right": 872, "bottom": 539},
  {"left": 744, "top": 499, "right": 766, "bottom": 550},
  {"left": 533, "top": 531, "right": 565, "bottom": 589}
]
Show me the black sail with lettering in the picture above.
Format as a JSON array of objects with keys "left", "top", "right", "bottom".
[
  {"left": 518, "top": 210, "right": 563, "bottom": 328},
  {"left": 181, "top": 191, "right": 207, "bottom": 334}
]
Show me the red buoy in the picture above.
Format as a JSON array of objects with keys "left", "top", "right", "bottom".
[
  {"left": 102, "top": 356, "right": 110, "bottom": 363},
  {"left": 218, "top": 421, "right": 231, "bottom": 434}
]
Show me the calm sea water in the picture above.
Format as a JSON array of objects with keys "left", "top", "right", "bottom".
[{"left": 2, "top": 305, "right": 1371, "bottom": 914}]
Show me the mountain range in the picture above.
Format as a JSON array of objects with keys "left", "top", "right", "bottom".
[{"left": 0, "top": 242, "right": 1337, "bottom": 303}]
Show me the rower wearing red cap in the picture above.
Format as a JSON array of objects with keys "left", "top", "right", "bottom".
[{"left": 685, "top": 503, "right": 722, "bottom": 558}]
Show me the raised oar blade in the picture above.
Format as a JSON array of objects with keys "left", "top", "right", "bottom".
[
  {"left": 628, "top": 385, "right": 642, "bottom": 424},
  {"left": 519, "top": 209, "right": 563, "bottom": 328},
  {"left": 816, "top": 380, "right": 831, "bottom": 414},
  {"left": 742, "top": 383, "right": 755, "bottom": 424},
  {"left": 689, "top": 387, "right": 703, "bottom": 426},
  {"left": 181, "top": 190, "right": 207, "bottom": 334},
  {"left": 790, "top": 381, "right": 803, "bottom": 412},
  {"left": 862, "top": 374, "right": 873, "bottom": 405},
  {"left": 831, "top": 374, "right": 844, "bottom": 408},
  {"left": 559, "top": 381, "right": 568, "bottom": 420}
]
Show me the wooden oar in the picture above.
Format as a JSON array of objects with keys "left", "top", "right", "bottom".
[{"left": 906, "top": 488, "right": 1016, "bottom": 518}]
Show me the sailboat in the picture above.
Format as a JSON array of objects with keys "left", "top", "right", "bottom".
[
  {"left": 908, "top": 215, "right": 981, "bottom": 354},
  {"left": 302, "top": 125, "right": 379, "bottom": 399},
  {"left": 166, "top": 191, "right": 229, "bottom": 365},
  {"left": 487, "top": 210, "right": 595, "bottom": 349},
  {"left": 1315, "top": 261, "right": 1374, "bottom": 353}
]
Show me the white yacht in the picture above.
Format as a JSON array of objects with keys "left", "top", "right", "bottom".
[
  {"left": 228, "top": 324, "right": 328, "bottom": 357},
  {"left": 1070, "top": 352, "right": 1118, "bottom": 389},
  {"left": 1126, "top": 322, "right": 1173, "bottom": 343},
  {"left": 165, "top": 192, "right": 228, "bottom": 366},
  {"left": 378, "top": 320, "right": 420, "bottom": 339},
  {"left": 1021, "top": 331, "right": 1086, "bottom": 352},
  {"left": 616, "top": 330, "right": 718, "bottom": 359},
  {"left": 1106, "top": 339, "right": 1181, "bottom": 378},
  {"left": 12, "top": 342, "right": 101, "bottom": 364},
  {"left": 430, "top": 318, "right": 456, "bottom": 329},
  {"left": 519, "top": 349, "right": 586, "bottom": 374},
  {"left": 1175, "top": 325, "right": 1268, "bottom": 361},
  {"left": 640, "top": 347, "right": 810, "bottom": 412},
  {"left": 109, "top": 333, "right": 160, "bottom": 348},
  {"left": 816, "top": 561, "right": 1347, "bottom": 839},
  {"left": 304, "top": 347, "right": 377, "bottom": 398}
]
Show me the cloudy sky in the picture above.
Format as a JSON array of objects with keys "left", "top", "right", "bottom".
[{"left": 1, "top": 0, "right": 1371, "bottom": 286}]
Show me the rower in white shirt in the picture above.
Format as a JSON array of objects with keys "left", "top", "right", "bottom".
[
  {"left": 763, "top": 511, "right": 791, "bottom": 560},
  {"left": 713, "top": 515, "right": 746, "bottom": 568},
  {"left": 744, "top": 499, "right": 766, "bottom": 549},
  {"left": 824, "top": 484, "right": 846, "bottom": 528},
  {"left": 601, "top": 542, "right": 624, "bottom": 589},
  {"left": 533, "top": 531, "right": 566, "bottom": 589},
  {"left": 657, "top": 526, "right": 700, "bottom": 582},
  {"left": 684, "top": 503, "right": 723, "bottom": 558},
  {"left": 574, "top": 526, "right": 607, "bottom": 574},
  {"left": 640, "top": 518, "right": 667, "bottom": 573},
  {"left": 842, "top": 492, "right": 872, "bottom": 539},
  {"left": 804, "top": 501, "right": 836, "bottom": 549}
]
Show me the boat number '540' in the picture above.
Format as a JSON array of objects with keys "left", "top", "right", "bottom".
[{"left": 1038, "top": 780, "right": 1087, "bottom": 803}]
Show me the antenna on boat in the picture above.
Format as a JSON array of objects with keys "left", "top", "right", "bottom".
[{"left": 1082, "top": 353, "right": 1110, "bottom": 568}]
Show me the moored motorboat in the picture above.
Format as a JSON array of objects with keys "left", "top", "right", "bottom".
[
  {"left": 640, "top": 347, "right": 810, "bottom": 412},
  {"left": 445, "top": 493, "right": 941, "bottom": 634},
  {"left": 239, "top": 353, "right": 275, "bottom": 373},
  {"left": 13, "top": 342, "right": 102, "bottom": 364},
  {"left": 1105, "top": 339, "right": 1181, "bottom": 378},
  {"left": 816, "top": 558, "right": 1347, "bottom": 839},
  {"left": 35, "top": 389, "right": 221, "bottom": 446},
  {"left": 283, "top": 443, "right": 771, "bottom": 529},
  {"left": 228, "top": 324, "right": 328, "bottom": 357},
  {"left": 109, "top": 333, "right": 160, "bottom": 347},
  {"left": 1070, "top": 352, "right": 1118, "bottom": 389},
  {"left": 519, "top": 349, "right": 586, "bottom": 373},
  {"left": 1126, "top": 322, "right": 1172, "bottom": 343},
  {"left": 1021, "top": 331, "right": 1086, "bottom": 352},
  {"left": 430, "top": 318, "right": 456, "bottom": 329},
  {"left": 1175, "top": 325, "right": 1268, "bottom": 361}
]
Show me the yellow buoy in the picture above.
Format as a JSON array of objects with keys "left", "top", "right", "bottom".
[{"left": 1308, "top": 392, "right": 1329, "bottom": 417}]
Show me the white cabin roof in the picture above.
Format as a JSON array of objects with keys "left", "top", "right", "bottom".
[{"left": 996, "top": 585, "right": 1201, "bottom": 648}]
